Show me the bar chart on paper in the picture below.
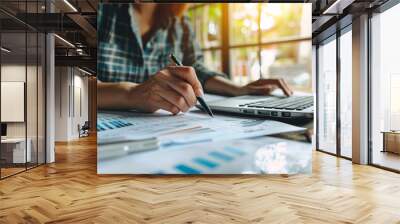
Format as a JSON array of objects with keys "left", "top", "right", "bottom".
[
  {"left": 98, "top": 137, "right": 312, "bottom": 174},
  {"left": 97, "top": 117, "right": 134, "bottom": 132},
  {"left": 97, "top": 109, "right": 310, "bottom": 174}
]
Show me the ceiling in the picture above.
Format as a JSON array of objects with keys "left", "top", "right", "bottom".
[
  {"left": 310, "top": 0, "right": 389, "bottom": 41},
  {"left": 0, "top": 0, "right": 98, "bottom": 72}
]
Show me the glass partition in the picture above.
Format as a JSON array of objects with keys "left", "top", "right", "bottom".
[
  {"left": 1, "top": 31, "right": 28, "bottom": 177},
  {"left": 27, "top": 31, "right": 38, "bottom": 169},
  {"left": 0, "top": 0, "right": 46, "bottom": 179}
]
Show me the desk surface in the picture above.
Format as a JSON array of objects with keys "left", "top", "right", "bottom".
[
  {"left": 97, "top": 94, "right": 312, "bottom": 175},
  {"left": 381, "top": 131, "right": 400, "bottom": 134}
]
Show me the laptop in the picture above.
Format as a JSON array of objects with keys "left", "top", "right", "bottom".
[{"left": 206, "top": 95, "right": 314, "bottom": 119}]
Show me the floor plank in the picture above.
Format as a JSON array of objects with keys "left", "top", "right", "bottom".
[{"left": 1, "top": 135, "right": 400, "bottom": 224}]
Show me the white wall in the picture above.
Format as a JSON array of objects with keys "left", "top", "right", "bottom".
[
  {"left": 1, "top": 65, "right": 26, "bottom": 139},
  {"left": 1, "top": 65, "right": 41, "bottom": 138},
  {"left": 72, "top": 73, "right": 89, "bottom": 137},
  {"left": 54, "top": 67, "right": 89, "bottom": 141},
  {"left": 54, "top": 66, "right": 69, "bottom": 141}
]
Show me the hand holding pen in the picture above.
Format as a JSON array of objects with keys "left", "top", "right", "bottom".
[
  {"left": 169, "top": 54, "right": 214, "bottom": 117},
  {"left": 123, "top": 54, "right": 211, "bottom": 116}
]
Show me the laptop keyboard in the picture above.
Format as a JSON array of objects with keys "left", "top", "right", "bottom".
[{"left": 239, "top": 96, "right": 313, "bottom": 111}]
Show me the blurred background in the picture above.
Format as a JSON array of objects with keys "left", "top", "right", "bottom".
[{"left": 187, "top": 3, "right": 312, "bottom": 92}]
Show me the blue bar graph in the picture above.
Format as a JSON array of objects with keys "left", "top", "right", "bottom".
[
  {"left": 208, "top": 151, "right": 234, "bottom": 162},
  {"left": 175, "top": 164, "right": 202, "bottom": 174},
  {"left": 193, "top": 158, "right": 219, "bottom": 169},
  {"left": 97, "top": 118, "right": 133, "bottom": 132},
  {"left": 224, "top": 146, "right": 246, "bottom": 156}
]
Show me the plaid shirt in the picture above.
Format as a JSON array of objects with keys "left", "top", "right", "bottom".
[{"left": 98, "top": 4, "right": 225, "bottom": 86}]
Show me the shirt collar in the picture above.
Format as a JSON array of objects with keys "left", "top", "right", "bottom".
[
  {"left": 128, "top": 5, "right": 176, "bottom": 49},
  {"left": 129, "top": 4, "right": 144, "bottom": 51}
]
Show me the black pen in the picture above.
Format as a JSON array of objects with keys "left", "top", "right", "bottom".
[{"left": 169, "top": 53, "right": 214, "bottom": 117}]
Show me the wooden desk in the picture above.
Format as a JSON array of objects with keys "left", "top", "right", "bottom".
[{"left": 382, "top": 131, "right": 400, "bottom": 154}]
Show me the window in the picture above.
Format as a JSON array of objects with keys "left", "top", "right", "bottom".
[
  {"left": 188, "top": 3, "right": 312, "bottom": 92},
  {"left": 315, "top": 22, "right": 353, "bottom": 159},
  {"left": 317, "top": 36, "right": 337, "bottom": 155},
  {"left": 371, "top": 3, "right": 400, "bottom": 171},
  {"left": 339, "top": 27, "right": 352, "bottom": 158}
]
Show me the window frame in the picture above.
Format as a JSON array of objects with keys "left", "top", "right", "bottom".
[
  {"left": 314, "top": 17, "right": 353, "bottom": 161},
  {"left": 315, "top": 0, "right": 400, "bottom": 172},
  {"left": 188, "top": 3, "right": 312, "bottom": 80}
]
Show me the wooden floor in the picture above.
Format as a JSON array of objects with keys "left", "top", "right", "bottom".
[
  {"left": 1, "top": 167, "right": 26, "bottom": 178},
  {"left": 1, "top": 135, "right": 400, "bottom": 224}
]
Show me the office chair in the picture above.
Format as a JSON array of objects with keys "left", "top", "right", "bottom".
[{"left": 79, "top": 121, "right": 90, "bottom": 138}]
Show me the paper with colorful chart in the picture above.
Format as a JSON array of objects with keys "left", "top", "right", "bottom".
[{"left": 97, "top": 109, "right": 310, "bottom": 174}]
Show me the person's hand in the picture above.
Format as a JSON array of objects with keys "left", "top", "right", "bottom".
[
  {"left": 130, "top": 66, "right": 203, "bottom": 115},
  {"left": 238, "top": 78, "right": 293, "bottom": 97}
]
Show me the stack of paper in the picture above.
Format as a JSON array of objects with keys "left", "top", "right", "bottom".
[{"left": 97, "top": 110, "right": 306, "bottom": 148}]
